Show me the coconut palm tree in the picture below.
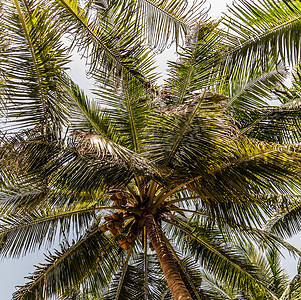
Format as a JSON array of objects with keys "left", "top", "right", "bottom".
[{"left": 2, "top": 0, "right": 301, "bottom": 299}]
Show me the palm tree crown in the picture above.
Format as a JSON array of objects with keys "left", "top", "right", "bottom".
[{"left": 1, "top": 0, "right": 301, "bottom": 299}]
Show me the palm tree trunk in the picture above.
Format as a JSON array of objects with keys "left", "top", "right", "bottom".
[{"left": 145, "top": 214, "right": 193, "bottom": 300}]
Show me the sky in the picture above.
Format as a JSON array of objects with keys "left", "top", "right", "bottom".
[{"left": 1, "top": 0, "right": 300, "bottom": 299}]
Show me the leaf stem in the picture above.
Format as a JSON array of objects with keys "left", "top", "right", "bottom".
[{"left": 115, "top": 247, "right": 133, "bottom": 300}]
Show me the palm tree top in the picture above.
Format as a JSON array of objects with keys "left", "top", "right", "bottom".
[{"left": 2, "top": 0, "right": 301, "bottom": 299}]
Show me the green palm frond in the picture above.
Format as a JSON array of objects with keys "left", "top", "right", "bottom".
[
  {"left": 0, "top": 186, "right": 48, "bottom": 212},
  {"left": 0, "top": 177, "right": 103, "bottom": 213},
  {"left": 163, "top": 217, "right": 276, "bottom": 299},
  {"left": 265, "top": 248, "right": 290, "bottom": 296},
  {"left": 0, "top": 202, "right": 101, "bottom": 258},
  {"left": 13, "top": 229, "right": 120, "bottom": 300},
  {"left": 228, "top": 68, "right": 287, "bottom": 111},
  {"left": 93, "top": 74, "right": 154, "bottom": 153},
  {"left": 223, "top": 0, "right": 301, "bottom": 80},
  {"left": 73, "top": 129, "right": 158, "bottom": 174},
  {"left": 94, "top": 0, "right": 207, "bottom": 52},
  {"left": 208, "top": 138, "right": 301, "bottom": 192},
  {"left": 199, "top": 245, "right": 290, "bottom": 300},
  {"left": 63, "top": 78, "right": 119, "bottom": 139},
  {"left": 146, "top": 91, "right": 235, "bottom": 171},
  {"left": 51, "top": 0, "right": 158, "bottom": 91},
  {"left": 164, "top": 22, "right": 226, "bottom": 103},
  {"left": 169, "top": 139, "right": 301, "bottom": 226},
  {"left": 103, "top": 255, "right": 146, "bottom": 300},
  {"left": 264, "top": 196, "right": 301, "bottom": 239},
  {"left": 198, "top": 270, "right": 236, "bottom": 299},
  {"left": 238, "top": 102, "right": 301, "bottom": 143},
  {"left": 284, "top": 269, "right": 301, "bottom": 300},
  {"left": 67, "top": 253, "right": 166, "bottom": 300},
  {"left": 169, "top": 198, "right": 301, "bottom": 258},
  {"left": 236, "top": 62, "right": 301, "bottom": 143},
  {"left": 0, "top": 0, "right": 70, "bottom": 132},
  {"left": 275, "top": 62, "right": 301, "bottom": 104},
  {"left": 1, "top": 128, "right": 159, "bottom": 195}
]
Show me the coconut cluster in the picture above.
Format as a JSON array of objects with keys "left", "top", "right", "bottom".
[
  {"left": 118, "top": 232, "right": 137, "bottom": 250},
  {"left": 111, "top": 192, "right": 127, "bottom": 207},
  {"left": 100, "top": 192, "right": 139, "bottom": 250},
  {"left": 100, "top": 192, "right": 156, "bottom": 251},
  {"left": 100, "top": 212, "right": 125, "bottom": 236}
]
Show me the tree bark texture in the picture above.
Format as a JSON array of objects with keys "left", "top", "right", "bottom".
[{"left": 145, "top": 214, "right": 193, "bottom": 300}]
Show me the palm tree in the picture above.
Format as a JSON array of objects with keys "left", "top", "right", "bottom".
[{"left": 2, "top": 0, "right": 301, "bottom": 299}]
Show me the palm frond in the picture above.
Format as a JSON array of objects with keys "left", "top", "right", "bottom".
[
  {"left": 223, "top": 0, "right": 301, "bottom": 81},
  {"left": 199, "top": 245, "right": 290, "bottom": 299},
  {"left": 146, "top": 91, "right": 235, "bottom": 172},
  {"left": 265, "top": 247, "right": 290, "bottom": 297},
  {"left": 100, "top": 252, "right": 166, "bottom": 300},
  {"left": 51, "top": 0, "right": 158, "bottom": 91},
  {"left": 73, "top": 129, "right": 158, "bottom": 175},
  {"left": 13, "top": 229, "right": 120, "bottom": 300},
  {"left": 237, "top": 62, "right": 301, "bottom": 143},
  {"left": 103, "top": 250, "right": 144, "bottom": 300},
  {"left": 238, "top": 103, "right": 301, "bottom": 143},
  {"left": 163, "top": 217, "right": 276, "bottom": 299},
  {"left": 199, "top": 270, "right": 237, "bottom": 299},
  {"left": 62, "top": 78, "right": 120, "bottom": 140},
  {"left": 167, "top": 138, "right": 301, "bottom": 227},
  {"left": 0, "top": 0, "right": 70, "bottom": 132},
  {"left": 1, "top": 128, "right": 160, "bottom": 195},
  {"left": 94, "top": 0, "right": 207, "bottom": 52},
  {"left": 228, "top": 68, "right": 287, "bottom": 111},
  {"left": 264, "top": 196, "right": 301, "bottom": 239},
  {"left": 208, "top": 138, "right": 301, "bottom": 193},
  {"left": 164, "top": 22, "right": 226, "bottom": 103},
  {"left": 0, "top": 202, "right": 101, "bottom": 258},
  {"left": 93, "top": 73, "right": 154, "bottom": 153}
]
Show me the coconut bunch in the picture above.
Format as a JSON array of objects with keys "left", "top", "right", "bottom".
[
  {"left": 110, "top": 192, "right": 128, "bottom": 207},
  {"left": 100, "top": 212, "right": 125, "bottom": 236},
  {"left": 118, "top": 232, "right": 138, "bottom": 250}
]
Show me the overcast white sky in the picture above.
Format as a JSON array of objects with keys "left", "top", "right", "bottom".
[{"left": 2, "top": 0, "right": 301, "bottom": 299}]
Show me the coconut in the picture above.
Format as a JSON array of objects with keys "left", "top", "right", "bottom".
[
  {"left": 100, "top": 225, "right": 108, "bottom": 232},
  {"left": 118, "top": 238, "right": 127, "bottom": 244},
  {"left": 116, "top": 192, "right": 123, "bottom": 199},
  {"left": 120, "top": 243, "right": 130, "bottom": 250},
  {"left": 110, "top": 194, "right": 118, "bottom": 201},
  {"left": 112, "top": 213, "right": 119, "bottom": 220},
  {"left": 106, "top": 222, "right": 114, "bottom": 229}
]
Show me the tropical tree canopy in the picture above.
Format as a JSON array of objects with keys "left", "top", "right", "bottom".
[{"left": 2, "top": 0, "right": 301, "bottom": 299}]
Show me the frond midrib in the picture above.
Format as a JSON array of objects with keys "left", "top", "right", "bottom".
[
  {"left": 13, "top": 0, "right": 47, "bottom": 121},
  {"left": 18, "top": 226, "right": 102, "bottom": 297},
  {"left": 0, "top": 206, "right": 112, "bottom": 235},
  {"left": 58, "top": 0, "right": 155, "bottom": 91},
  {"left": 123, "top": 80, "right": 140, "bottom": 153},
  {"left": 66, "top": 86, "right": 104, "bottom": 135},
  {"left": 142, "top": 0, "right": 189, "bottom": 29},
  {"left": 164, "top": 91, "right": 206, "bottom": 166},
  {"left": 227, "top": 70, "right": 285, "bottom": 107},
  {"left": 115, "top": 247, "right": 133, "bottom": 300},
  {"left": 225, "top": 15, "right": 301, "bottom": 55}
]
